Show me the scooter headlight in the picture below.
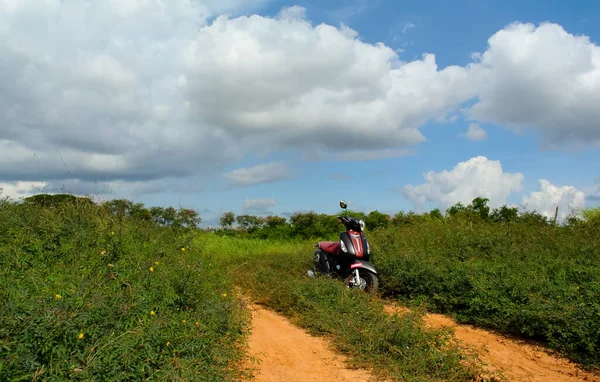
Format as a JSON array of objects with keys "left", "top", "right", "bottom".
[
  {"left": 359, "top": 219, "right": 366, "bottom": 231},
  {"left": 340, "top": 240, "right": 348, "bottom": 253}
]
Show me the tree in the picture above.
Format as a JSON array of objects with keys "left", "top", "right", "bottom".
[
  {"left": 236, "top": 215, "right": 264, "bottom": 230},
  {"left": 290, "top": 211, "right": 340, "bottom": 239},
  {"left": 427, "top": 208, "right": 444, "bottom": 220},
  {"left": 178, "top": 208, "right": 201, "bottom": 228},
  {"left": 104, "top": 199, "right": 133, "bottom": 217},
  {"left": 264, "top": 215, "right": 287, "bottom": 228},
  {"left": 471, "top": 197, "right": 490, "bottom": 220},
  {"left": 162, "top": 207, "right": 178, "bottom": 227},
  {"left": 129, "top": 202, "right": 152, "bottom": 221},
  {"left": 365, "top": 210, "right": 391, "bottom": 230},
  {"left": 490, "top": 205, "right": 518, "bottom": 224},
  {"left": 220, "top": 212, "right": 235, "bottom": 228},
  {"left": 149, "top": 206, "right": 165, "bottom": 225},
  {"left": 446, "top": 202, "right": 468, "bottom": 217}
]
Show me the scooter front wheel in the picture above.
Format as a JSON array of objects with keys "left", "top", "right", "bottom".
[{"left": 344, "top": 269, "right": 378, "bottom": 295}]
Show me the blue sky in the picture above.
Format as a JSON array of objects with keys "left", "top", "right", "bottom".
[
  {"left": 186, "top": 0, "right": 600, "bottom": 223},
  {"left": 0, "top": 0, "right": 599, "bottom": 226}
]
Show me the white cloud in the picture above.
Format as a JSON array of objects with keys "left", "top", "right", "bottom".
[
  {"left": 0, "top": 181, "right": 47, "bottom": 199},
  {"left": 224, "top": 162, "right": 293, "bottom": 188},
  {"left": 399, "top": 156, "right": 524, "bottom": 211},
  {"left": 0, "top": 3, "right": 598, "bottom": 196},
  {"left": 464, "top": 123, "right": 488, "bottom": 141},
  {"left": 466, "top": 22, "right": 600, "bottom": 148},
  {"left": 242, "top": 198, "right": 277, "bottom": 212},
  {"left": 181, "top": 9, "right": 475, "bottom": 154},
  {"left": 0, "top": 2, "right": 477, "bottom": 191},
  {"left": 522, "top": 179, "right": 585, "bottom": 222}
]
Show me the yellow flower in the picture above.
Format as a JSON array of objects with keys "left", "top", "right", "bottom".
[
  {"left": 195, "top": 321, "right": 199, "bottom": 327},
  {"left": 181, "top": 320, "right": 186, "bottom": 323},
  {"left": 55, "top": 294, "right": 62, "bottom": 299},
  {"left": 150, "top": 310, "right": 155, "bottom": 316},
  {"left": 166, "top": 341, "right": 171, "bottom": 347},
  {"left": 149, "top": 267, "right": 154, "bottom": 272},
  {"left": 78, "top": 333, "right": 84, "bottom": 340},
  {"left": 154, "top": 261, "right": 159, "bottom": 265},
  {"left": 221, "top": 293, "right": 227, "bottom": 298},
  {"left": 181, "top": 247, "right": 185, "bottom": 252},
  {"left": 107, "top": 263, "right": 113, "bottom": 267},
  {"left": 111, "top": 231, "right": 115, "bottom": 236},
  {"left": 100, "top": 250, "right": 106, "bottom": 255}
]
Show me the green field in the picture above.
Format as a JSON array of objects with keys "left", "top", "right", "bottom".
[{"left": 1, "top": 195, "right": 599, "bottom": 380}]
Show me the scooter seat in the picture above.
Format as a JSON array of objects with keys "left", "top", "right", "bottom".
[{"left": 318, "top": 241, "right": 340, "bottom": 254}]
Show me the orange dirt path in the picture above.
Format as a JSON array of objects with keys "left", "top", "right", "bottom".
[
  {"left": 385, "top": 304, "right": 600, "bottom": 382},
  {"left": 243, "top": 304, "right": 379, "bottom": 381}
]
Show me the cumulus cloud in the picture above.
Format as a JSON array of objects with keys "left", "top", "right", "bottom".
[
  {"left": 466, "top": 22, "right": 600, "bottom": 148},
  {"left": 399, "top": 156, "right": 524, "bottom": 211},
  {"left": 0, "top": 2, "right": 598, "bottom": 196},
  {"left": 0, "top": 2, "right": 479, "bottom": 191},
  {"left": 522, "top": 179, "right": 585, "bottom": 221},
  {"left": 464, "top": 123, "right": 488, "bottom": 141},
  {"left": 224, "top": 162, "right": 293, "bottom": 188},
  {"left": 181, "top": 9, "right": 476, "bottom": 153},
  {"left": 0, "top": 0, "right": 243, "bottom": 186},
  {"left": 242, "top": 198, "right": 277, "bottom": 212}
]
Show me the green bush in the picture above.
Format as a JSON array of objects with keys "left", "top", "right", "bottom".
[
  {"left": 224, "top": 243, "right": 484, "bottom": 381},
  {"left": 370, "top": 218, "right": 600, "bottom": 369},
  {"left": 0, "top": 201, "right": 247, "bottom": 381}
]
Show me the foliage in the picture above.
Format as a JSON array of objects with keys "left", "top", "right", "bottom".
[
  {"left": 23, "top": 193, "right": 95, "bottom": 208},
  {"left": 235, "top": 215, "right": 264, "bottom": 231},
  {"left": 219, "top": 212, "right": 235, "bottom": 228},
  {"left": 370, "top": 216, "right": 600, "bottom": 369},
  {"left": 0, "top": 200, "right": 246, "bottom": 381},
  {"left": 365, "top": 210, "right": 391, "bottom": 230},
  {"left": 583, "top": 207, "right": 600, "bottom": 223},
  {"left": 212, "top": 198, "right": 553, "bottom": 242},
  {"left": 4, "top": 192, "right": 600, "bottom": 379},
  {"left": 212, "top": 239, "right": 484, "bottom": 381}
]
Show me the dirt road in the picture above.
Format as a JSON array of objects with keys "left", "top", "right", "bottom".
[
  {"left": 243, "top": 304, "right": 379, "bottom": 381},
  {"left": 385, "top": 303, "right": 600, "bottom": 382},
  {"left": 242, "top": 301, "right": 599, "bottom": 382}
]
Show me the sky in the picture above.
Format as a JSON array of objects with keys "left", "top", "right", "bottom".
[{"left": 0, "top": 0, "right": 599, "bottom": 226}]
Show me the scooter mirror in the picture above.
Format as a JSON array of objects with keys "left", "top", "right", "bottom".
[{"left": 339, "top": 200, "right": 347, "bottom": 209}]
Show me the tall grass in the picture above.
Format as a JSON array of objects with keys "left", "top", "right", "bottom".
[
  {"left": 1, "top": 199, "right": 487, "bottom": 381},
  {"left": 210, "top": 237, "right": 486, "bottom": 381},
  {"left": 0, "top": 199, "right": 249, "bottom": 381},
  {"left": 370, "top": 217, "right": 600, "bottom": 369},
  {"left": 5, "top": 194, "right": 598, "bottom": 380}
]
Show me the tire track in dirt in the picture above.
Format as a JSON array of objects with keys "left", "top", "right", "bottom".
[
  {"left": 243, "top": 304, "right": 379, "bottom": 381},
  {"left": 385, "top": 303, "right": 600, "bottom": 382}
]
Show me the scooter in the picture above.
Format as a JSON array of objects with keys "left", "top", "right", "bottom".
[{"left": 307, "top": 200, "right": 379, "bottom": 294}]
